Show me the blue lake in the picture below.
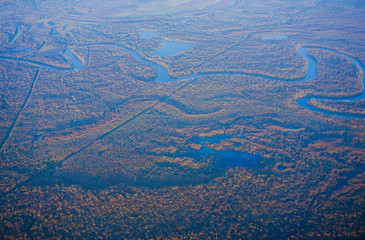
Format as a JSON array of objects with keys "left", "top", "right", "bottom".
[
  {"left": 152, "top": 39, "right": 195, "bottom": 57},
  {"left": 188, "top": 135, "right": 261, "bottom": 169},
  {"left": 197, "top": 146, "right": 261, "bottom": 169},
  {"left": 140, "top": 31, "right": 195, "bottom": 57}
]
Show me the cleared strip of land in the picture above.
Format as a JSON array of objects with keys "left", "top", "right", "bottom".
[{"left": 0, "top": 69, "right": 40, "bottom": 152}]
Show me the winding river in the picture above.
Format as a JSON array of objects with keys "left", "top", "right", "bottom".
[
  {"left": 117, "top": 42, "right": 365, "bottom": 119},
  {"left": 0, "top": 39, "right": 364, "bottom": 119},
  {"left": 0, "top": 49, "right": 83, "bottom": 71},
  {"left": 297, "top": 47, "right": 365, "bottom": 119}
]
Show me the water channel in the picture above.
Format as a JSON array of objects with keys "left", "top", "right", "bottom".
[
  {"left": 0, "top": 35, "right": 364, "bottom": 119},
  {"left": 1, "top": 33, "right": 364, "bottom": 171}
]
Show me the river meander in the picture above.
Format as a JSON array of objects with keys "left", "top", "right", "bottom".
[
  {"left": 0, "top": 49, "right": 83, "bottom": 71},
  {"left": 0, "top": 38, "right": 364, "bottom": 119},
  {"left": 1, "top": 34, "right": 364, "bottom": 173}
]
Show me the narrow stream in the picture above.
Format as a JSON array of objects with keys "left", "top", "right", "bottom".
[
  {"left": 296, "top": 47, "right": 365, "bottom": 119},
  {"left": 0, "top": 49, "right": 83, "bottom": 71},
  {"left": 0, "top": 37, "right": 364, "bottom": 118},
  {"left": 9, "top": 26, "right": 20, "bottom": 43}
]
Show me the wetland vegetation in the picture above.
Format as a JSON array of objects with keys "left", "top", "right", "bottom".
[{"left": 0, "top": 0, "right": 364, "bottom": 239}]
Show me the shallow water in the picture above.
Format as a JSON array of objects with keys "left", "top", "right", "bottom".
[{"left": 152, "top": 39, "right": 195, "bottom": 57}]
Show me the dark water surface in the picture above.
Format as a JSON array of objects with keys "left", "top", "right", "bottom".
[{"left": 188, "top": 135, "right": 261, "bottom": 169}]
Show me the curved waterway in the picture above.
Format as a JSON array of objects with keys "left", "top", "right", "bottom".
[
  {"left": 0, "top": 42, "right": 364, "bottom": 118},
  {"left": 0, "top": 49, "right": 83, "bottom": 71},
  {"left": 9, "top": 26, "right": 20, "bottom": 43},
  {"left": 296, "top": 47, "right": 365, "bottom": 119},
  {"left": 117, "top": 43, "right": 364, "bottom": 119}
]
